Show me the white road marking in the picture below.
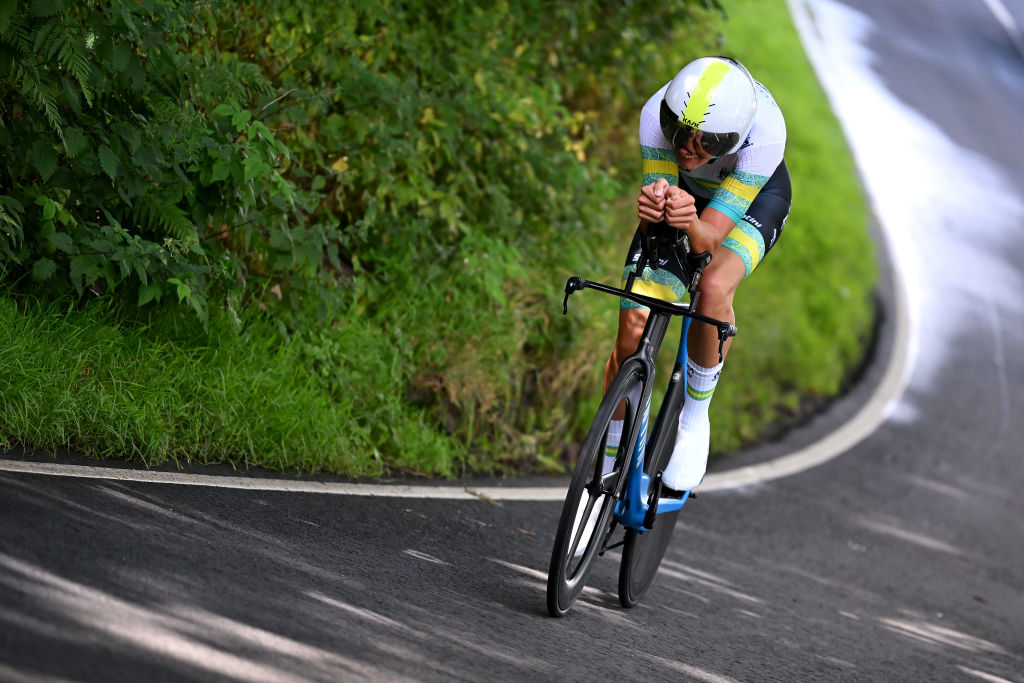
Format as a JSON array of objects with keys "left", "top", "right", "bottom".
[
  {"left": 0, "top": 460, "right": 564, "bottom": 500},
  {"left": 0, "top": 0, "right": 917, "bottom": 502},
  {"left": 980, "top": 0, "right": 1024, "bottom": 59},
  {"left": 958, "top": 666, "right": 1015, "bottom": 683},
  {"left": 402, "top": 550, "right": 452, "bottom": 566}
]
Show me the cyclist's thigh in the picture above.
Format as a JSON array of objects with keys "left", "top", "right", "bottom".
[{"left": 699, "top": 245, "right": 748, "bottom": 303}]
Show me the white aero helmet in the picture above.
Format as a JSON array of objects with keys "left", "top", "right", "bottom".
[{"left": 660, "top": 56, "right": 757, "bottom": 157}]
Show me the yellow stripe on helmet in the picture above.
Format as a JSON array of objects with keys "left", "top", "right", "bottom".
[{"left": 681, "top": 60, "right": 731, "bottom": 129}]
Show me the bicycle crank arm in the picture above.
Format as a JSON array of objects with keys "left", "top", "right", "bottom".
[{"left": 643, "top": 473, "right": 665, "bottom": 530}]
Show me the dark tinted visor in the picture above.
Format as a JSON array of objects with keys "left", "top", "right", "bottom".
[{"left": 659, "top": 100, "right": 740, "bottom": 159}]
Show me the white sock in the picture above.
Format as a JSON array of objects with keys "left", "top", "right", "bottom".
[
  {"left": 661, "top": 358, "right": 723, "bottom": 491},
  {"left": 678, "top": 358, "right": 723, "bottom": 432},
  {"left": 603, "top": 419, "right": 623, "bottom": 474}
]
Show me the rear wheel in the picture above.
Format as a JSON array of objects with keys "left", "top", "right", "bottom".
[
  {"left": 618, "top": 508, "right": 681, "bottom": 607},
  {"left": 546, "top": 363, "right": 646, "bottom": 617}
]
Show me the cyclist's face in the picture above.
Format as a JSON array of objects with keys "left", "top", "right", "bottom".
[{"left": 674, "top": 134, "right": 715, "bottom": 170}]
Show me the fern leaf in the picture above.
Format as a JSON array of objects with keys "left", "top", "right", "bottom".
[
  {"left": 31, "top": 17, "right": 57, "bottom": 54},
  {"left": 134, "top": 194, "right": 198, "bottom": 241},
  {"left": 43, "top": 19, "right": 94, "bottom": 107},
  {"left": 20, "top": 68, "right": 65, "bottom": 140},
  {"left": 3, "top": 16, "right": 31, "bottom": 53}
]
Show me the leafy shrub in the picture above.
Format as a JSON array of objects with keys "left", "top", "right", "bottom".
[
  {"left": 0, "top": 0, "right": 338, "bottom": 321},
  {"left": 222, "top": 0, "right": 721, "bottom": 471}
]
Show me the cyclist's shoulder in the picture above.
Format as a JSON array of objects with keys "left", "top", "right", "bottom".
[
  {"left": 639, "top": 82, "right": 673, "bottom": 152},
  {"left": 753, "top": 79, "right": 782, "bottom": 110},
  {"left": 747, "top": 80, "right": 786, "bottom": 144}
]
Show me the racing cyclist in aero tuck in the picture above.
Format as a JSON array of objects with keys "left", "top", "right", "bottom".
[{"left": 604, "top": 56, "right": 791, "bottom": 494}]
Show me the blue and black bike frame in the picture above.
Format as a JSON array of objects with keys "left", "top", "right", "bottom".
[
  {"left": 562, "top": 263, "right": 735, "bottom": 533},
  {"left": 614, "top": 314, "right": 694, "bottom": 530}
]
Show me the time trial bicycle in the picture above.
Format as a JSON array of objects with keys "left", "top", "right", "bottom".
[{"left": 546, "top": 224, "right": 737, "bottom": 617}]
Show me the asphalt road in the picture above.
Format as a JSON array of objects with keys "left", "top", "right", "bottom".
[{"left": 2, "top": 1, "right": 1023, "bottom": 681}]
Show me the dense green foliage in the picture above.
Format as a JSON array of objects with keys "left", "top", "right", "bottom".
[
  {"left": 0, "top": 0, "right": 338, "bottom": 321},
  {"left": 222, "top": 1, "right": 723, "bottom": 470},
  {"left": 0, "top": 0, "right": 875, "bottom": 475}
]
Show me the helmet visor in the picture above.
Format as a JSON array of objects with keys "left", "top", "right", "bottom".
[{"left": 660, "top": 100, "right": 741, "bottom": 159}]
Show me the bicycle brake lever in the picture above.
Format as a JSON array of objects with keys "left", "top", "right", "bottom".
[
  {"left": 563, "top": 276, "right": 585, "bottom": 314},
  {"left": 716, "top": 322, "right": 737, "bottom": 363}
]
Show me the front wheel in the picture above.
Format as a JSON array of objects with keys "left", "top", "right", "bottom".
[{"left": 546, "top": 363, "right": 646, "bottom": 617}]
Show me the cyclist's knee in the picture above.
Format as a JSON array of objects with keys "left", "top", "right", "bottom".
[
  {"left": 697, "top": 272, "right": 734, "bottom": 310},
  {"left": 612, "top": 308, "right": 647, "bottom": 366}
]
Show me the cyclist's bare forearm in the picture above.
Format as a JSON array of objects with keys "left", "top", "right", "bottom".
[{"left": 676, "top": 211, "right": 732, "bottom": 254}]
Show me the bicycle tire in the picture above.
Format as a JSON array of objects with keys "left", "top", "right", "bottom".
[
  {"left": 618, "top": 416, "right": 681, "bottom": 608},
  {"left": 546, "top": 363, "right": 646, "bottom": 617}
]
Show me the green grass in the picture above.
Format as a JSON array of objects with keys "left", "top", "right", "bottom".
[
  {"left": 0, "top": 295, "right": 457, "bottom": 477},
  {"left": 0, "top": 0, "right": 877, "bottom": 475}
]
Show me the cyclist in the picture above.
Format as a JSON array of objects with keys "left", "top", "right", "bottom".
[{"left": 603, "top": 55, "right": 791, "bottom": 492}]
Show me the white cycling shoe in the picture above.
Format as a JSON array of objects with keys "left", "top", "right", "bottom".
[{"left": 661, "top": 419, "right": 710, "bottom": 492}]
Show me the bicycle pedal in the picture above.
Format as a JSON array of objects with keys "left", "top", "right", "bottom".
[
  {"left": 644, "top": 473, "right": 665, "bottom": 529},
  {"left": 660, "top": 484, "right": 687, "bottom": 499}
]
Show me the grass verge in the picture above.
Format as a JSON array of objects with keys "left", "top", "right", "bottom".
[{"left": 0, "top": 296, "right": 457, "bottom": 477}]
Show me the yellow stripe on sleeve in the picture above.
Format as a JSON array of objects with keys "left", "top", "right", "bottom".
[
  {"left": 642, "top": 159, "right": 679, "bottom": 178},
  {"left": 725, "top": 223, "right": 764, "bottom": 271},
  {"left": 718, "top": 175, "right": 761, "bottom": 203}
]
